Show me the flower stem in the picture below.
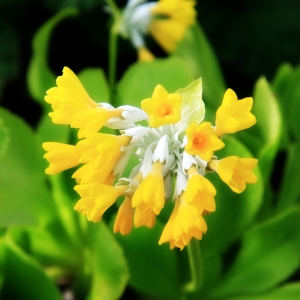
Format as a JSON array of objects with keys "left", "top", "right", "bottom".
[
  {"left": 183, "top": 239, "right": 203, "bottom": 293},
  {"left": 108, "top": 26, "right": 118, "bottom": 95}
]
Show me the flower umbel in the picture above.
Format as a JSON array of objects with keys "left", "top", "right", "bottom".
[{"left": 43, "top": 67, "right": 258, "bottom": 250}]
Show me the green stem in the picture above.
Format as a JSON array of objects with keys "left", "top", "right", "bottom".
[
  {"left": 108, "top": 26, "right": 118, "bottom": 95},
  {"left": 183, "top": 239, "right": 203, "bottom": 293}
]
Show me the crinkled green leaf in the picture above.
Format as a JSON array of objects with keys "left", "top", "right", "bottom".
[
  {"left": 174, "top": 23, "right": 226, "bottom": 108},
  {"left": 0, "top": 108, "right": 57, "bottom": 226},
  {"left": 27, "top": 7, "right": 79, "bottom": 107},
  {"left": 175, "top": 78, "right": 205, "bottom": 132},
  {"left": 116, "top": 56, "right": 193, "bottom": 108},
  {"left": 114, "top": 218, "right": 180, "bottom": 300},
  {"left": 201, "top": 135, "right": 263, "bottom": 256},
  {"left": 86, "top": 221, "right": 129, "bottom": 300},
  {"left": 0, "top": 237, "right": 62, "bottom": 300},
  {"left": 207, "top": 208, "right": 300, "bottom": 298},
  {"left": 78, "top": 68, "right": 110, "bottom": 103},
  {"left": 223, "top": 283, "right": 300, "bottom": 300}
]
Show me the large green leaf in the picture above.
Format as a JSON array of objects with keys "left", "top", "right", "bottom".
[
  {"left": 78, "top": 68, "right": 110, "bottom": 103},
  {"left": 0, "top": 237, "right": 62, "bottom": 300},
  {"left": 206, "top": 208, "right": 300, "bottom": 298},
  {"left": 115, "top": 56, "right": 194, "bottom": 108},
  {"left": 200, "top": 135, "right": 263, "bottom": 256},
  {"left": 27, "top": 7, "right": 79, "bottom": 107},
  {"left": 0, "top": 108, "right": 57, "bottom": 226},
  {"left": 223, "top": 283, "right": 300, "bottom": 300},
  {"left": 86, "top": 221, "right": 129, "bottom": 300},
  {"left": 174, "top": 23, "right": 227, "bottom": 108},
  {"left": 114, "top": 218, "right": 180, "bottom": 300}
]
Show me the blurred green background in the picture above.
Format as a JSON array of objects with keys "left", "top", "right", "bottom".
[{"left": 1, "top": 0, "right": 300, "bottom": 126}]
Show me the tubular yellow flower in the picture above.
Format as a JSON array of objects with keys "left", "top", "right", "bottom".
[
  {"left": 132, "top": 161, "right": 165, "bottom": 215},
  {"left": 149, "top": 0, "right": 196, "bottom": 52},
  {"left": 213, "top": 89, "right": 257, "bottom": 137},
  {"left": 114, "top": 197, "right": 134, "bottom": 235},
  {"left": 141, "top": 84, "right": 182, "bottom": 127},
  {"left": 42, "top": 142, "right": 83, "bottom": 174},
  {"left": 184, "top": 167, "right": 216, "bottom": 215},
  {"left": 134, "top": 207, "right": 156, "bottom": 229},
  {"left": 185, "top": 121, "right": 225, "bottom": 161},
  {"left": 138, "top": 46, "right": 155, "bottom": 62},
  {"left": 74, "top": 184, "right": 127, "bottom": 222},
  {"left": 71, "top": 107, "right": 123, "bottom": 139},
  {"left": 45, "top": 67, "right": 97, "bottom": 124},
  {"left": 78, "top": 133, "right": 131, "bottom": 169},
  {"left": 209, "top": 156, "right": 258, "bottom": 194}
]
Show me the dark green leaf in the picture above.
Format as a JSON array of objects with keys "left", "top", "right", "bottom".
[
  {"left": 86, "top": 221, "right": 129, "bottom": 300},
  {"left": 116, "top": 56, "right": 193, "bottom": 108},
  {"left": 114, "top": 218, "right": 180, "bottom": 300},
  {"left": 27, "top": 7, "right": 79, "bottom": 107},
  {"left": 207, "top": 208, "right": 300, "bottom": 298},
  {"left": 0, "top": 108, "right": 57, "bottom": 226},
  {"left": 174, "top": 23, "right": 227, "bottom": 108},
  {"left": 0, "top": 237, "right": 62, "bottom": 300}
]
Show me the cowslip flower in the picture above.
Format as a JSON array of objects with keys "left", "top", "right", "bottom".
[
  {"left": 43, "top": 68, "right": 258, "bottom": 250},
  {"left": 117, "top": 0, "right": 197, "bottom": 61}
]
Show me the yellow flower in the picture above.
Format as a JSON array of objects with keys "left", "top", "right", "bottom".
[
  {"left": 77, "top": 133, "right": 131, "bottom": 169},
  {"left": 184, "top": 167, "right": 216, "bottom": 214},
  {"left": 74, "top": 184, "right": 127, "bottom": 222},
  {"left": 42, "top": 142, "right": 83, "bottom": 174},
  {"left": 213, "top": 89, "right": 257, "bottom": 137},
  {"left": 150, "top": 0, "right": 196, "bottom": 53},
  {"left": 132, "top": 161, "right": 165, "bottom": 215},
  {"left": 209, "top": 156, "right": 258, "bottom": 193},
  {"left": 159, "top": 196, "right": 207, "bottom": 250},
  {"left": 185, "top": 121, "right": 225, "bottom": 161},
  {"left": 45, "top": 67, "right": 97, "bottom": 124},
  {"left": 141, "top": 85, "right": 182, "bottom": 127},
  {"left": 134, "top": 207, "right": 156, "bottom": 229},
  {"left": 71, "top": 107, "right": 123, "bottom": 139},
  {"left": 114, "top": 197, "right": 134, "bottom": 235},
  {"left": 138, "top": 46, "right": 155, "bottom": 62}
]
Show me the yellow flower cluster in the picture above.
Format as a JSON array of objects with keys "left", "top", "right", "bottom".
[{"left": 43, "top": 67, "right": 258, "bottom": 250}]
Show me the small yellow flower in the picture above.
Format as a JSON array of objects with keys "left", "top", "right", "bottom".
[
  {"left": 132, "top": 161, "right": 165, "bottom": 215},
  {"left": 138, "top": 46, "right": 155, "bottom": 62},
  {"left": 114, "top": 197, "right": 134, "bottom": 235},
  {"left": 209, "top": 156, "right": 258, "bottom": 193},
  {"left": 150, "top": 0, "right": 196, "bottom": 53},
  {"left": 185, "top": 122, "right": 225, "bottom": 161},
  {"left": 74, "top": 184, "right": 127, "bottom": 222},
  {"left": 42, "top": 142, "right": 83, "bottom": 174},
  {"left": 134, "top": 207, "right": 156, "bottom": 229},
  {"left": 45, "top": 67, "right": 97, "bottom": 124},
  {"left": 184, "top": 167, "right": 216, "bottom": 214},
  {"left": 213, "top": 89, "right": 257, "bottom": 137},
  {"left": 141, "top": 85, "right": 182, "bottom": 127}
]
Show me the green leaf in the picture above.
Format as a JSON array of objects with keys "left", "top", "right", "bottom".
[
  {"left": 0, "top": 118, "right": 8, "bottom": 162},
  {"left": 276, "top": 143, "right": 300, "bottom": 211},
  {"left": 0, "top": 237, "right": 62, "bottom": 300},
  {"left": 207, "top": 208, "right": 300, "bottom": 298},
  {"left": 0, "top": 108, "right": 57, "bottom": 226},
  {"left": 223, "top": 283, "right": 300, "bottom": 300},
  {"left": 86, "top": 221, "right": 129, "bottom": 300},
  {"left": 27, "top": 7, "right": 79, "bottom": 107},
  {"left": 175, "top": 78, "right": 205, "bottom": 132},
  {"left": 174, "top": 23, "right": 227, "bottom": 108},
  {"left": 114, "top": 218, "right": 180, "bottom": 300},
  {"left": 201, "top": 135, "right": 264, "bottom": 256},
  {"left": 78, "top": 68, "right": 110, "bottom": 103},
  {"left": 116, "top": 56, "right": 194, "bottom": 108}
]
